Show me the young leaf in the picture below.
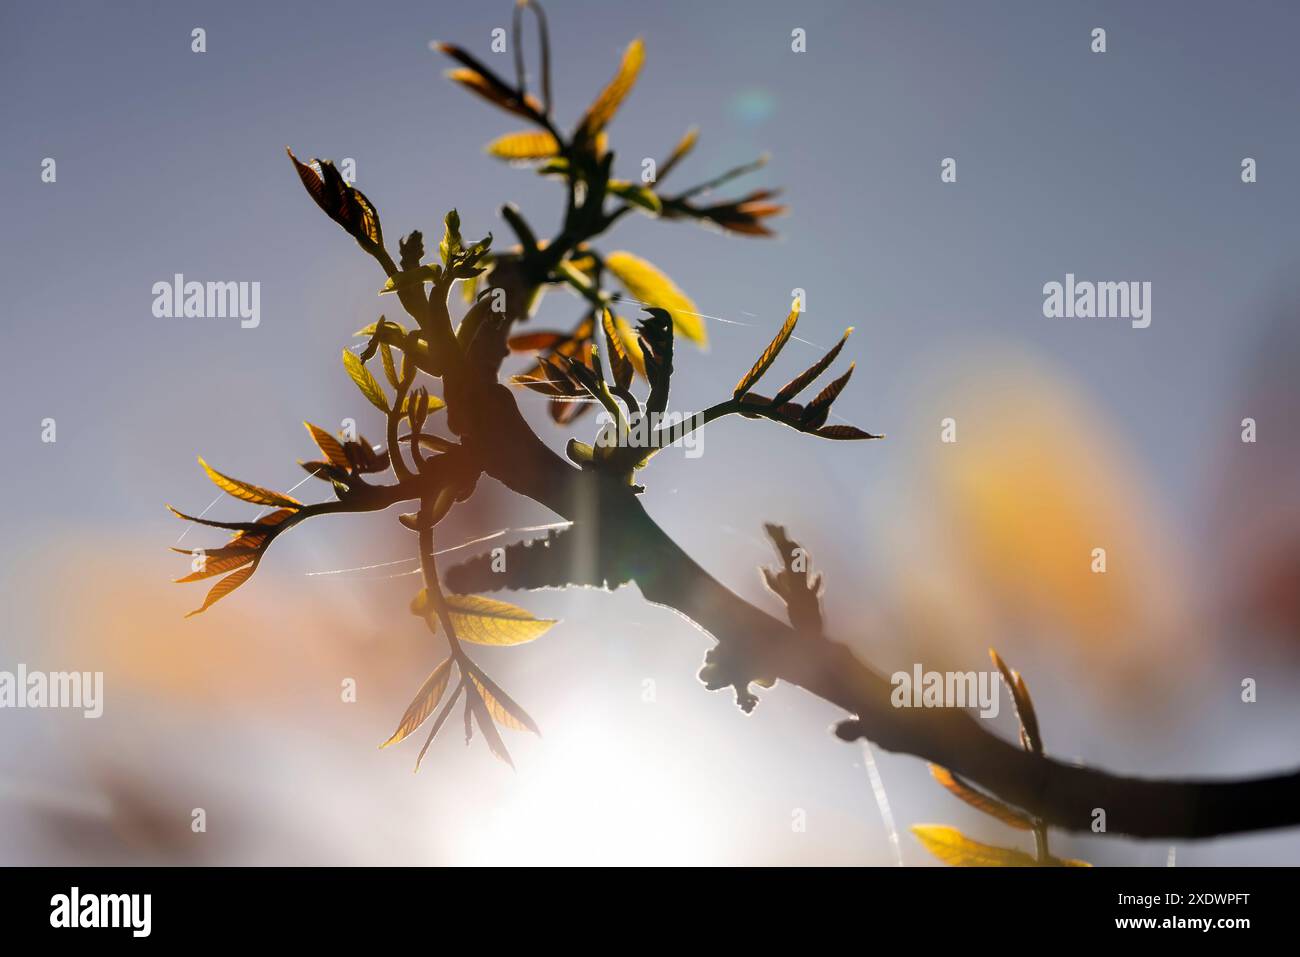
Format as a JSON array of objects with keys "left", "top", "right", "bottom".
[
  {"left": 354, "top": 318, "right": 408, "bottom": 339},
  {"left": 612, "top": 315, "right": 647, "bottom": 377},
  {"left": 605, "top": 251, "right": 705, "bottom": 346},
  {"left": 409, "top": 591, "right": 559, "bottom": 646},
  {"left": 812, "top": 424, "right": 882, "bottom": 440},
  {"left": 415, "top": 681, "right": 465, "bottom": 771},
  {"left": 468, "top": 671, "right": 540, "bottom": 735},
  {"left": 990, "top": 649, "right": 1042, "bottom": 755},
  {"left": 800, "top": 362, "right": 854, "bottom": 430},
  {"left": 378, "top": 264, "right": 441, "bottom": 295},
  {"left": 381, "top": 658, "right": 454, "bottom": 749},
  {"left": 439, "top": 209, "right": 463, "bottom": 265},
  {"left": 304, "top": 422, "right": 351, "bottom": 469},
  {"left": 928, "top": 765, "right": 1035, "bottom": 831},
  {"left": 607, "top": 180, "right": 661, "bottom": 214},
  {"left": 199, "top": 458, "right": 302, "bottom": 509},
  {"left": 342, "top": 349, "right": 389, "bottom": 413},
  {"left": 486, "top": 130, "right": 560, "bottom": 160},
  {"left": 184, "top": 562, "right": 257, "bottom": 618},
  {"left": 1014, "top": 672, "right": 1042, "bottom": 755},
  {"left": 286, "top": 149, "right": 384, "bottom": 254},
  {"left": 601, "top": 307, "right": 634, "bottom": 391},
  {"left": 507, "top": 331, "right": 567, "bottom": 352},
  {"left": 400, "top": 392, "right": 445, "bottom": 416},
  {"left": 173, "top": 550, "right": 256, "bottom": 584},
  {"left": 772, "top": 327, "right": 853, "bottom": 406},
  {"left": 438, "top": 42, "right": 544, "bottom": 120},
  {"left": 574, "top": 38, "right": 644, "bottom": 144},
  {"left": 911, "top": 825, "right": 1040, "bottom": 867},
  {"left": 466, "top": 682, "right": 514, "bottom": 768},
  {"left": 735, "top": 300, "right": 799, "bottom": 398},
  {"left": 658, "top": 126, "right": 699, "bottom": 181},
  {"left": 380, "top": 341, "right": 399, "bottom": 389},
  {"left": 226, "top": 508, "right": 297, "bottom": 549}
]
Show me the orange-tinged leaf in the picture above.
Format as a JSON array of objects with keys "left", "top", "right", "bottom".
[
  {"left": 928, "top": 765, "right": 1035, "bottom": 830},
  {"left": 772, "top": 327, "right": 853, "bottom": 406},
  {"left": 508, "top": 330, "right": 567, "bottom": 352},
  {"left": 601, "top": 307, "right": 634, "bottom": 391},
  {"left": 990, "top": 649, "right": 1042, "bottom": 754},
  {"left": 1012, "top": 672, "right": 1042, "bottom": 754},
  {"left": 228, "top": 508, "right": 296, "bottom": 549},
  {"left": 660, "top": 126, "right": 699, "bottom": 180},
  {"left": 604, "top": 251, "right": 705, "bottom": 346},
  {"left": 173, "top": 550, "right": 256, "bottom": 584},
  {"left": 441, "top": 53, "right": 543, "bottom": 120},
  {"left": 735, "top": 300, "right": 799, "bottom": 397},
  {"left": 576, "top": 38, "right": 644, "bottom": 142},
  {"left": 486, "top": 130, "right": 560, "bottom": 160},
  {"left": 304, "top": 422, "right": 350, "bottom": 469},
  {"left": 199, "top": 458, "right": 301, "bottom": 509},
  {"left": 184, "top": 562, "right": 257, "bottom": 618},
  {"left": 801, "top": 362, "right": 855, "bottom": 430},
  {"left": 381, "top": 658, "right": 454, "bottom": 749},
  {"left": 813, "top": 424, "right": 882, "bottom": 440}
]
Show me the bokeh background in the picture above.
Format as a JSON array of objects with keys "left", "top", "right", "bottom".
[{"left": 2, "top": 0, "right": 1299, "bottom": 865}]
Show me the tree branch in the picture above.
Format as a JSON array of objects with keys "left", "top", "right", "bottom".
[{"left": 443, "top": 379, "right": 1300, "bottom": 841}]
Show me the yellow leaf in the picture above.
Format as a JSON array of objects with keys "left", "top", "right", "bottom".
[
  {"left": 911, "top": 825, "right": 1039, "bottom": 867},
  {"left": 607, "top": 179, "right": 662, "bottom": 214},
  {"left": 380, "top": 342, "right": 399, "bottom": 389},
  {"left": 927, "top": 766, "right": 1034, "bottom": 830},
  {"left": 468, "top": 673, "right": 538, "bottom": 734},
  {"left": 604, "top": 251, "right": 705, "bottom": 346},
  {"left": 381, "top": 658, "right": 454, "bottom": 749},
  {"left": 735, "top": 299, "right": 799, "bottom": 397},
  {"left": 410, "top": 591, "right": 558, "bottom": 646},
  {"left": 342, "top": 349, "right": 388, "bottom": 412},
  {"left": 400, "top": 393, "right": 445, "bottom": 415},
  {"left": 304, "top": 422, "right": 350, "bottom": 469},
  {"left": 198, "top": 458, "right": 301, "bottom": 509},
  {"left": 613, "top": 315, "right": 646, "bottom": 377},
  {"left": 576, "top": 38, "right": 644, "bottom": 142},
  {"left": 486, "top": 130, "right": 560, "bottom": 160},
  {"left": 660, "top": 126, "right": 699, "bottom": 179}
]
